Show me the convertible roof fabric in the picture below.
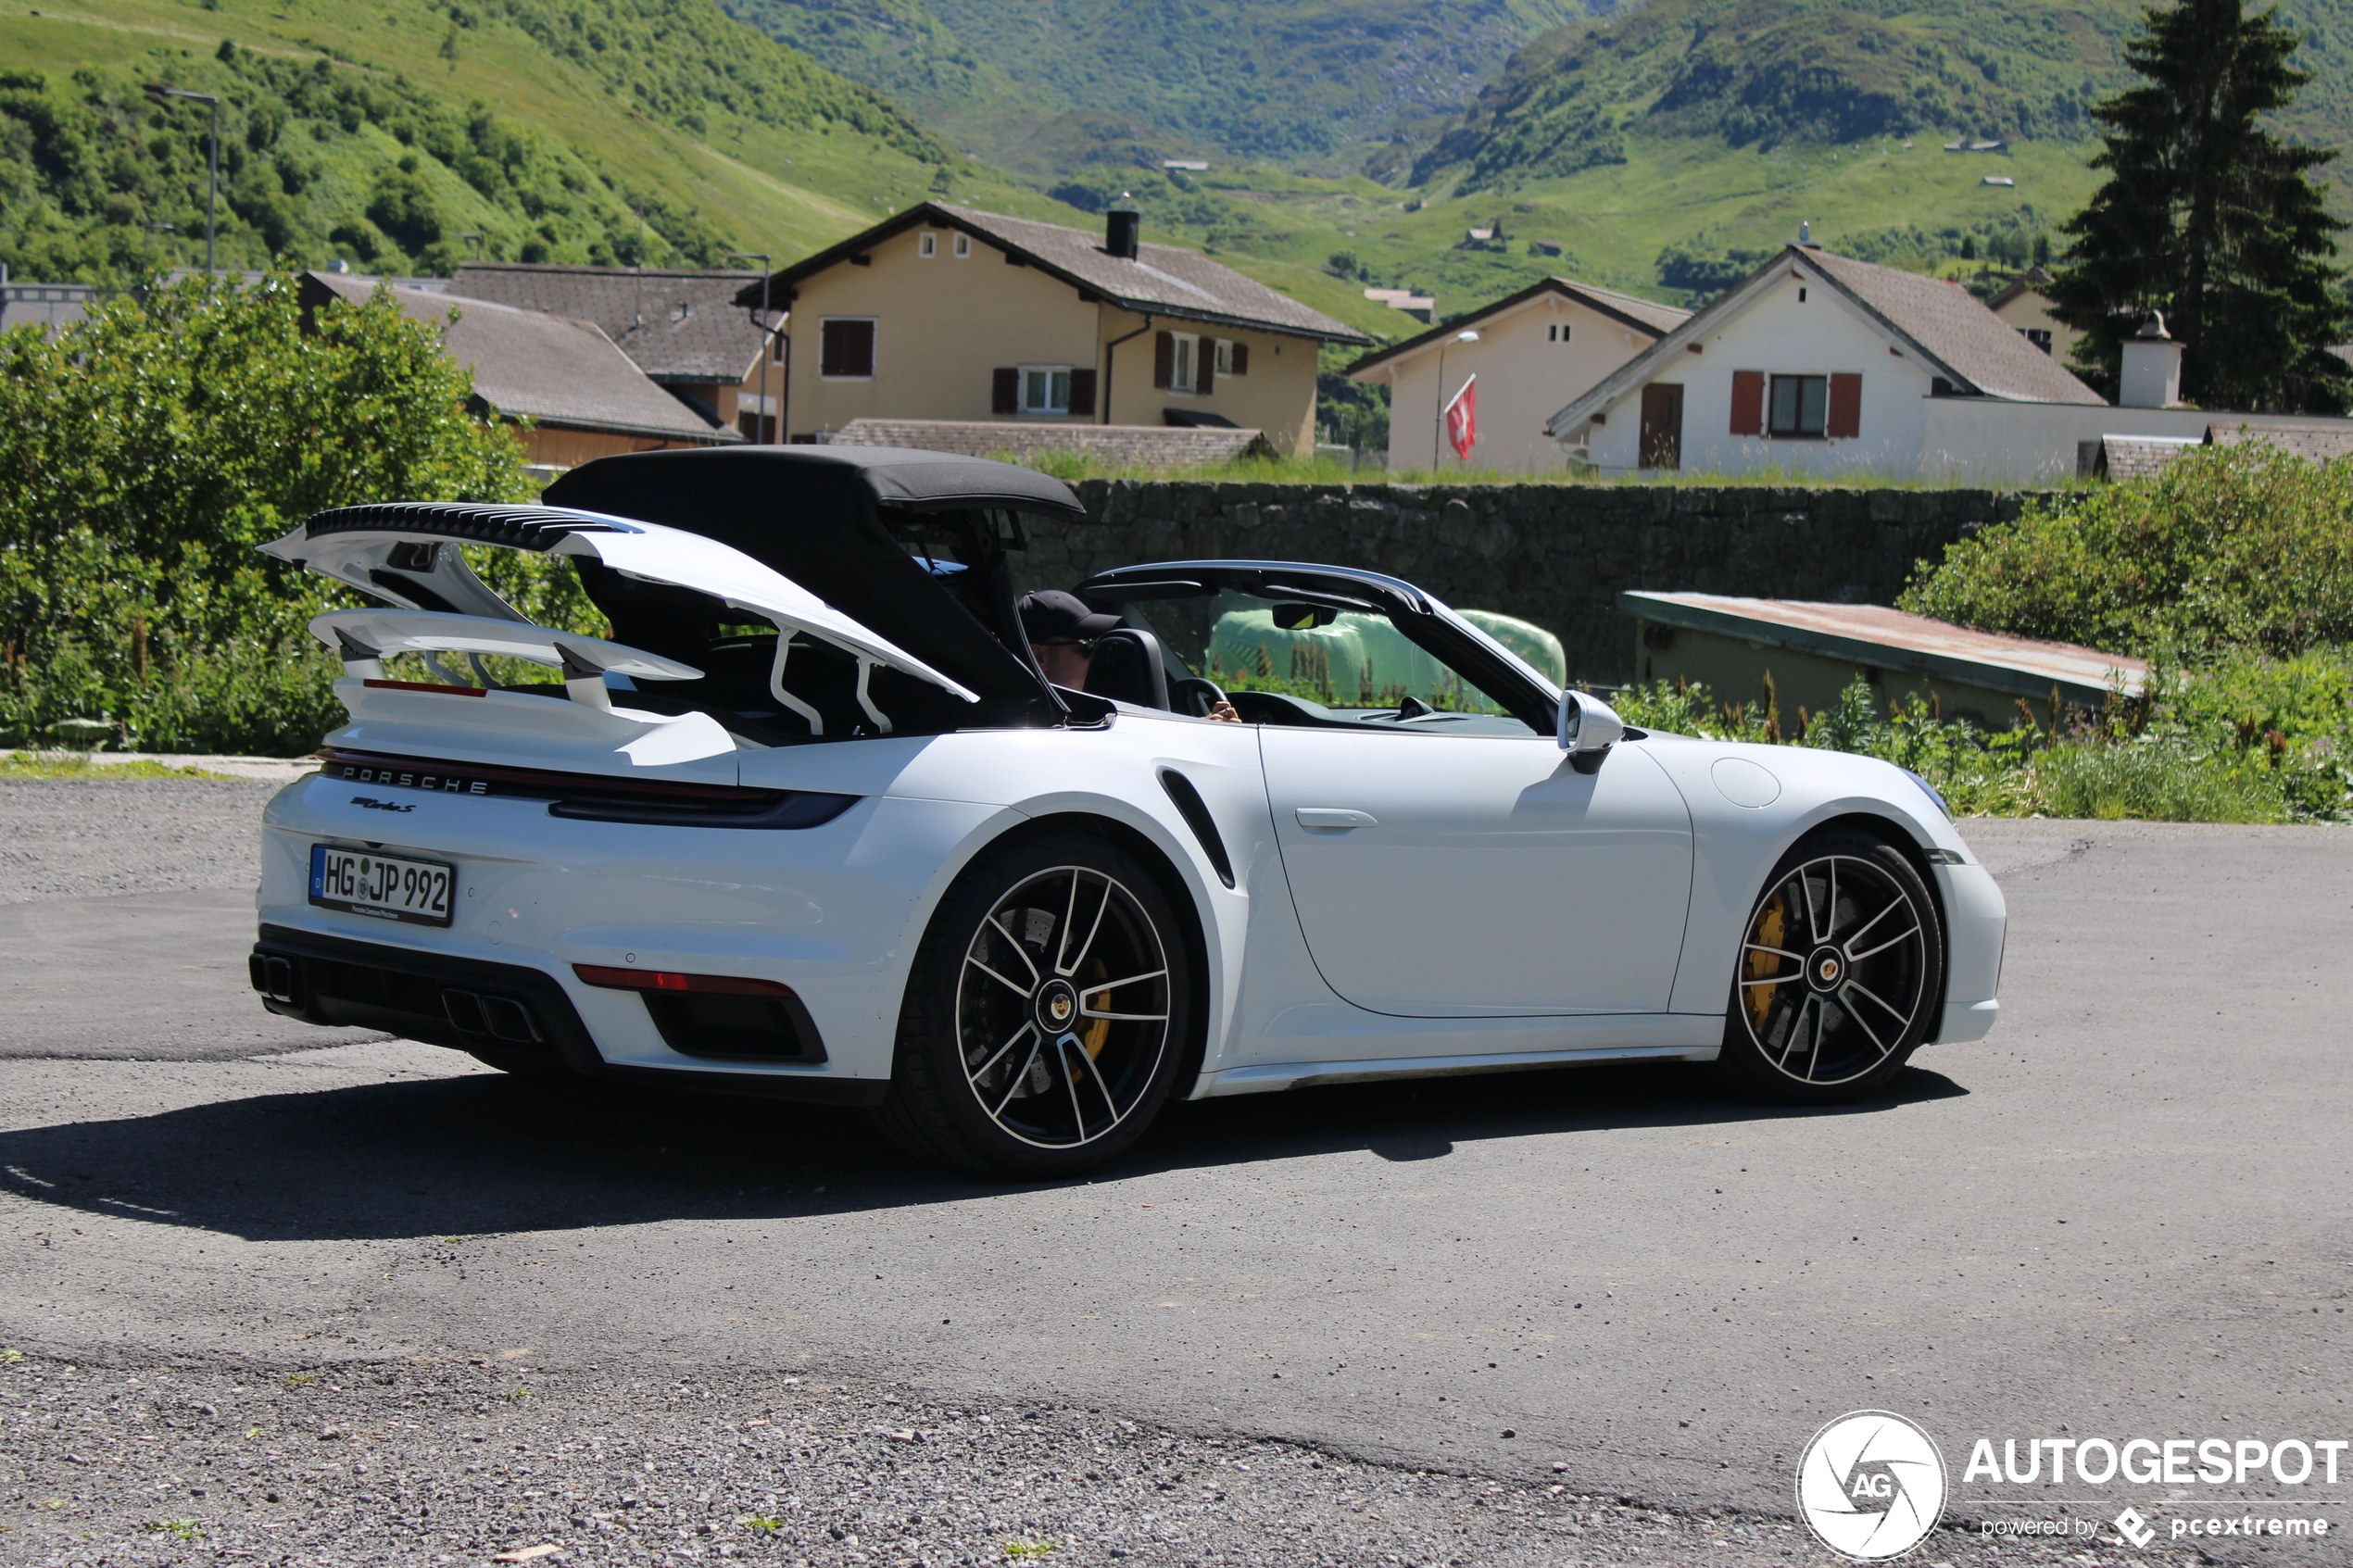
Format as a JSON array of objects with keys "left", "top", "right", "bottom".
[{"left": 544, "top": 446, "right": 1063, "bottom": 703}]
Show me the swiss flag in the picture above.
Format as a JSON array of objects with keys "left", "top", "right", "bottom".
[{"left": 1444, "top": 375, "right": 1478, "bottom": 459}]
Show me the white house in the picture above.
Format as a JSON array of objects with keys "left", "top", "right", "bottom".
[
  {"left": 1348, "top": 277, "right": 1690, "bottom": 472},
  {"left": 1545, "top": 245, "right": 2353, "bottom": 484}
]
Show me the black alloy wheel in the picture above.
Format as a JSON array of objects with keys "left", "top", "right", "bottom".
[
  {"left": 1717, "top": 829, "right": 1944, "bottom": 1103},
  {"left": 876, "top": 831, "right": 1193, "bottom": 1175}
]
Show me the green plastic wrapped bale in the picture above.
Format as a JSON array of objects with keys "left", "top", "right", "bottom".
[
  {"left": 1456, "top": 608, "right": 1567, "bottom": 685},
  {"left": 1206, "top": 609, "right": 1503, "bottom": 709}
]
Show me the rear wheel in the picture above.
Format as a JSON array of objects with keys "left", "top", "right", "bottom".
[
  {"left": 1716, "top": 829, "right": 1944, "bottom": 1103},
  {"left": 875, "top": 832, "right": 1193, "bottom": 1176}
]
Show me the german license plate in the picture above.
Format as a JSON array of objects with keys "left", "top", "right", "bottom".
[{"left": 309, "top": 845, "right": 455, "bottom": 927}]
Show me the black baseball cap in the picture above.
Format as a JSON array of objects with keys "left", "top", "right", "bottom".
[{"left": 1017, "top": 589, "right": 1120, "bottom": 645}]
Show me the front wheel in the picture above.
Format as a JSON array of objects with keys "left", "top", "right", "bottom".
[
  {"left": 875, "top": 832, "right": 1193, "bottom": 1176},
  {"left": 1716, "top": 829, "right": 1944, "bottom": 1103}
]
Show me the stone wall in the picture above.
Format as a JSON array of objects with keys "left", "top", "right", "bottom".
[{"left": 1017, "top": 482, "right": 2042, "bottom": 684}]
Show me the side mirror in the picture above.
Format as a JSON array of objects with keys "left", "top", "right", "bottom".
[{"left": 1556, "top": 688, "right": 1624, "bottom": 773}]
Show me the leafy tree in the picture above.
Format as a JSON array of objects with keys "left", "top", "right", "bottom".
[
  {"left": 2048, "top": 0, "right": 2351, "bottom": 412},
  {"left": 0, "top": 270, "right": 531, "bottom": 752}
]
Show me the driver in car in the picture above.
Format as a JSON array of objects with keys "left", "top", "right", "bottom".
[{"left": 1019, "top": 589, "right": 1239, "bottom": 722}]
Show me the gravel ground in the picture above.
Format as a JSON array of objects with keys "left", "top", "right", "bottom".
[
  {"left": 0, "top": 779, "right": 285, "bottom": 905},
  {"left": 0, "top": 1351, "right": 2222, "bottom": 1568}
]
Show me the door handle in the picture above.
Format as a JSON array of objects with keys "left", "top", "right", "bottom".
[{"left": 1295, "top": 807, "right": 1378, "bottom": 831}]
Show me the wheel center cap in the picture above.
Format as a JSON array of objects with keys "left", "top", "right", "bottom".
[
  {"left": 1036, "top": 978, "right": 1079, "bottom": 1035},
  {"left": 1806, "top": 947, "right": 1843, "bottom": 992}
]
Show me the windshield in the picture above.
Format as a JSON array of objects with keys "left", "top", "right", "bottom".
[{"left": 1113, "top": 587, "right": 1543, "bottom": 737}]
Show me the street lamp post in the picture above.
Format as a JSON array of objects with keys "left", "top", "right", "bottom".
[
  {"left": 728, "top": 251, "right": 774, "bottom": 445},
  {"left": 144, "top": 84, "right": 220, "bottom": 276},
  {"left": 1432, "top": 328, "right": 1479, "bottom": 472}
]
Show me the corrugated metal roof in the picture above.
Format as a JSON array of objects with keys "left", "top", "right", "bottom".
[
  {"left": 1619, "top": 591, "right": 2146, "bottom": 705},
  {"left": 303, "top": 272, "right": 734, "bottom": 444}
]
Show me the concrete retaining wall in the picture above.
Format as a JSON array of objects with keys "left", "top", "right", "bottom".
[{"left": 1017, "top": 481, "right": 2043, "bottom": 684}]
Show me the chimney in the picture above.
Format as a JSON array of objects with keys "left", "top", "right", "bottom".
[
  {"left": 2117, "top": 311, "right": 2184, "bottom": 408},
  {"left": 1105, "top": 195, "right": 1139, "bottom": 261}
]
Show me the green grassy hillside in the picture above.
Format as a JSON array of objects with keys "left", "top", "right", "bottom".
[
  {"left": 0, "top": 0, "right": 1062, "bottom": 284},
  {"left": 715, "top": 0, "right": 1594, "bottom": 174}
]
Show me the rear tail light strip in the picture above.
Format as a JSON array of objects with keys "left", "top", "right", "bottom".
[{"left": 573, "top": 965, "right": 799, "bottom": 997}]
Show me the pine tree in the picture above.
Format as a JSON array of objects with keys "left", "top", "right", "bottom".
[{"left": 2049, "top": 0, "right": 2350, "bottom": 413}]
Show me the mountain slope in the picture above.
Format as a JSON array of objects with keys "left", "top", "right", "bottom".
[
  {"left": 0, "top": 0, "right": 1056, "bottom": 285},
  {"left": 1416, "top": 0, "right": 2353, "bottom": 193},
  {"left": 716, "top": 0, "right": 1598, "bottom": 172}
]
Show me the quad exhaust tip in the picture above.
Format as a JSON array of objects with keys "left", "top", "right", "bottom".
[{"left": 442, "top": 988, "right": 543, "bottom": 1045}]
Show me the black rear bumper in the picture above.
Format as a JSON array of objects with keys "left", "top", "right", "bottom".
[{"left": 248, "top": 924, "right": 886, "bottom": 1106}]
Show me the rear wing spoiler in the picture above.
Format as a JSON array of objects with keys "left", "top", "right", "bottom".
[
  {"left": 309, "top": 608, "right": 704, "bottom": 711},
  {"left": 264, "top": 502, "right": 980, "bottom": 733}
]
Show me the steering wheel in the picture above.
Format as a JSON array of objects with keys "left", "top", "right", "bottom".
[{"left": 1170, "top": 675, "right": 1230, "bottom": 720}]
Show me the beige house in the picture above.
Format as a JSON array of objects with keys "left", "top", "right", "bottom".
[
  {"left": 1345, "top": 277, "right": 1690, "bottom": 472},
  {"left": 737, "top": 204, "right": 1369, "bottom": 456},
  {"left": 1987, "top": 268, "right": 2082, "bottom": 368}
]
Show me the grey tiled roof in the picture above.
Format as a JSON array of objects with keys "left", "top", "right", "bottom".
[
  {"left": 756, "top": 203, "right": 1370, "bottom": 344},
  {"left": 303, "top": 272, "right": 734, "bottom": 443},
  {"left": 2207, "top": 420, "right": 2353, "bottom": 462},
  {"left": 1805, "top": 250, "right": 2104, "bottom": 405},
  {"left": 830, "top": 419, "right": 1272, "bottom": 465},
  {"left": 442, "top": 263, "right": 772, "bottom": 383}
]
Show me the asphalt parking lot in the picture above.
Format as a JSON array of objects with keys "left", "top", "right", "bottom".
[{"left": 1, "top": 776, "right": 2347, "bottom": 1566}]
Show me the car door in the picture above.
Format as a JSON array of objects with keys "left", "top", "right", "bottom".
[{"left": 1259, "top": 727, "right": 1693, "bottom": 1018}]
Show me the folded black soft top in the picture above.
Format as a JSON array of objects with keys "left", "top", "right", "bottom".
[{"left": 542, "top": 446, "right": 1075, "bottom": 706}]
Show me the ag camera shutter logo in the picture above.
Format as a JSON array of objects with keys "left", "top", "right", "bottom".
[{"left": 1797, "top": 1411, "right": 1949, "bottom": 1559}]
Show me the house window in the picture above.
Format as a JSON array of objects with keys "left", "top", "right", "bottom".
[
  {"left": 1019, "top": 364, "right": 1073, "bottom": 416},
  {"left": 1768, "top": 374, "right": 1828, "bottom": 437},
  {"left": 818, "top": 318, "right": 875, "bottom": 379},
  {"left": 951, "top": 232, "right": 971, "bottom": 258},
  {"left": 918, "top": 232, "right": 937, "bottom": 258},
  {"left": 1548, "top": 322, "right": 1572, "bottom": 343},
  {"left": 1171, "top": 332, "right": 1199, "bottom": 394},
  {"left": 2024, "top": 327, "right": 2053, "bottom": 355},
  {"left": 1214, "top": 338, "right": 1234, "bottom": 376}
]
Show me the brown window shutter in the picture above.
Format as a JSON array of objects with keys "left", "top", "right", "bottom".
[
  {"left": 991, "top": 367, "right": 1018, "bottom": 415},
  {"left": 1068, "top": 367, "right": 1097, "bottom": 417},
  {"left": 1230, "top": 342, "right": 1248, "bottom": 376},
  {"left": 1152, "top": 331, "right": 1173, "bottom": 390},
  {"left": 1729, "top": 370, "right": 1765, "bottom": 436},
  {"left": 1827, "top": 372, "right": 1862, "bottom": 438},
  {"left": 821, "top": 320, "right": 875, "bottom": 377}
]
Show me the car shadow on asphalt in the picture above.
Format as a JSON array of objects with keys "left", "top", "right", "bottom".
[{"left": 0, "top": 1055, "right": 1966, "bottom": 1242}]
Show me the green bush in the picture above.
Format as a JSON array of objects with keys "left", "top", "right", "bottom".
[
  {"left": 0, "top": 270, "right": 534, "bottom": 754},
  {"left": 1611, "top": 663, "right": 2345, "bottom": 823},
  {"left": 1897, "top": 444, "right": 2353, "bottom": 656}
]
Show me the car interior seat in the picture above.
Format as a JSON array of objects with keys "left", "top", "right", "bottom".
[{"left": 1083, "top": 628, "right": 1171, "bottom": 710}]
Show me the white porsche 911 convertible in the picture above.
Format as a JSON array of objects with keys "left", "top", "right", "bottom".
[{"left": 248, "top": 447, "right": 2005, "bottom": 1175}]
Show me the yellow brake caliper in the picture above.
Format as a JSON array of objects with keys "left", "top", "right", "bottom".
[
  {"left": 1079, "top": 959, "right": 1112, "bottom": 1060},
  {"left": 1746, "top": 899, "right": 1786, "bottom": 1030}
]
